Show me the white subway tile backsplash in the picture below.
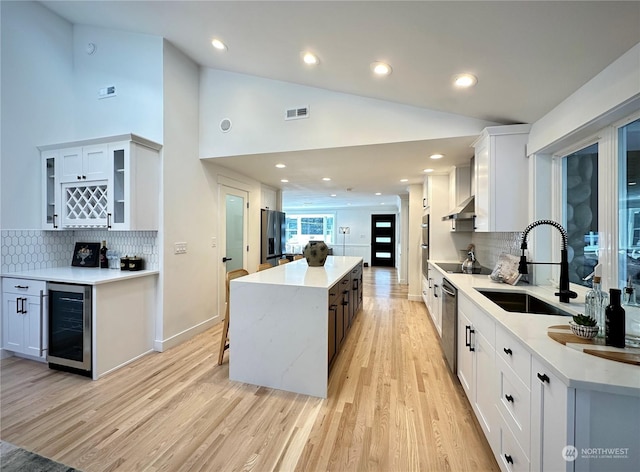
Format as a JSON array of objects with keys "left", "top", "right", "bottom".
[{"left": 1, "top": 230, "right": 158, "bottom": 273}]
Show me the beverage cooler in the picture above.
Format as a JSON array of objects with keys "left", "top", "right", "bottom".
[{"left": 47, "top": 283, "right": 92, "bottom": 377}]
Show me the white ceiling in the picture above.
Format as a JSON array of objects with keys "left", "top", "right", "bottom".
[{"left": 41, "top": 0, "right": 640, "bottom": 210}]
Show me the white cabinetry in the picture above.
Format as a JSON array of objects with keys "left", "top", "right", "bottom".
[
  {"left": 530, "top": 356, "right": 571, "bottom": 472},
  {"left": 425, "top": 264, "right": 443, "bottom": 336},
  {"left": 59, "top": 145, "right": 109, "bottom": 183},
  {"left": 261, "top": 186, "right": 278, "bottom": 210},
  {"left": 472, "top": 124, "right": 530, "bottom": 232},
  {"left": 457, "top": 293, "right": 497, "bottom": 448},
  {"left": 42, "top": 151, "right": 61, "bottom": 230},
  {"left": 1, "top": 278, "right": 47, "bottom": 360},
  {"left": 423, "top": 174, "right": 431, "bottom": 209},
  {"left": 39, "top": 134, "right": 161, "bottom": 230},
  {"left": 495, "top": 324, "right": 533, "bottom": 471}
]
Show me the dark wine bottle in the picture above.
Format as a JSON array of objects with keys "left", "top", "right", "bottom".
[
  {"left": 605, "top": 288, "right": 625, "bottom": 348},
  {"left": 100, "top": 240, "right": 108, "bottom": 269}
]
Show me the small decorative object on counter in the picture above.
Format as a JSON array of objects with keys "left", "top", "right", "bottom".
[
  {"left": 303, "top": 241, "right": 328, "bottom": 267},
  {"left": 461, "top": 244, "right": 476, "bottom": 274},
  {"left": 120, "top": 255, "right": 129, "bottom": 271},
  {"left": 605, "top": 288, "right": 626, "bottom": 348},
  {"left": 569, "top": 314, "right": 599, "bottom": 339},
  {"left": 585, "top": 275, "right": 608, "bottom": 338},
  {"left": 99, "top": 240, "right": 109, "bottom": 268},
  {"left": 623, "top": 278, "right": 637, "bottom": 306},
  {"left": 128, "top": 256, "right": 144, "bottom": 271}
]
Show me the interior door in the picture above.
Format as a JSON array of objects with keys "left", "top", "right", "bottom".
[
  {"left": 371, "top": 214, "right": 396, "bottom": 267},
  {"left": 219, "top": 185, "right": 248, "bottom": 318}
]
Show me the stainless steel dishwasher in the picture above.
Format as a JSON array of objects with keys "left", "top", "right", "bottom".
[{"left": 440, "top": 278, "right": 457, "bottom": 373}]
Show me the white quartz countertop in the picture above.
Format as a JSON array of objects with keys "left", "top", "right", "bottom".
[
  {"left": 235, "top": 256, "right": 363, "bottom": 289},
  {"left": 430, "top": 261, "right": 640, "bottom": 396},
  {"left": 1, "top": 267, "right": 159, "bottom": 285}
]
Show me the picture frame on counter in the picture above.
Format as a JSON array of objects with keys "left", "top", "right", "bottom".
[{"left": 71, "top": 242, "right": 100, "bottom": 267}]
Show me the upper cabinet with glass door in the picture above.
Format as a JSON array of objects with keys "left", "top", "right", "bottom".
[{"left": 39, "top": 134, "right": 161, "bottom": 231}]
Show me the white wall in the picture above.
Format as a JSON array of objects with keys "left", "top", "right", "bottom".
[
  {"left": 73, "top": 25, "right": 163, "bottom": 143},
  {"left": 529, "top": 42, "right": 640, "bottom": 155},
  {"left": 408, "top": 184, "right": 423, "bottom": 300},
  {"left": 199, "top": 69, "right": 496, "bottom": 158},
  {"left": 0, "top": 1, "right": 74, "bottom": 229}
]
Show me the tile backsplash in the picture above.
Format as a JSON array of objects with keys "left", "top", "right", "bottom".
[
  {"left": 1, "top": 230, "right": 158, "bottom": 273},
  {"left": 472, "top": 231, "right": 523, "bottom": 270}
]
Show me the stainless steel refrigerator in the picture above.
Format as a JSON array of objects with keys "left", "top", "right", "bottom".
[{"left": 261, "top": 209, "right": 286, "bottom": 266}]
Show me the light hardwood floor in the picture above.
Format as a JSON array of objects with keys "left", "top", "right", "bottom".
[{"left": 0, "top": 267, "right": 499, "bottom": 471}]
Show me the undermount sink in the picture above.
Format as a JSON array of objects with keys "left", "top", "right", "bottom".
[{"left": 476, "top": 289, "right": 573, "bottom": 317}]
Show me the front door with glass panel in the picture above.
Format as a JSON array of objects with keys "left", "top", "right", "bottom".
[{"left": 371, "top": 214, "right": 396, "bottom": 267}]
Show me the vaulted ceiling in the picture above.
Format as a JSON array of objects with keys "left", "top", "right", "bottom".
[{"left": 41, "top": 1, "right": 640, "bottom": 209}]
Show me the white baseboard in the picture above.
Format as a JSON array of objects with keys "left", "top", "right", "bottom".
[
  {"left": 0, "top": 349, "right": 12, "bottom": 360},
  {"left": 154, "top": 315, "right": 220, "bottom": 352},
  {"left": 96, "top": 349, "right": 155, "bottom": 379},
  {"left": 408, "top": 294, "right": 423, "bottom": 302}
]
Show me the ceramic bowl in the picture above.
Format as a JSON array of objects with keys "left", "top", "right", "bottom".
[{"left": 569, "top": 321, "right": 599, "bottom": 339}]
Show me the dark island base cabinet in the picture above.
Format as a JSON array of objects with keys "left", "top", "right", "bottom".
[{"left": 328, "top": 262, "right": 364, "bottom": 372}]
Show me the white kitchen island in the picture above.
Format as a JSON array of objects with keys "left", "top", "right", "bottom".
[{"left": 229, "top": 256, "right": 363, "bottom": 398}]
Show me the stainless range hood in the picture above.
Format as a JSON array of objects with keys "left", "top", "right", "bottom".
[{"left": 442, "top": 195, "right": 475, "bottom": 221}]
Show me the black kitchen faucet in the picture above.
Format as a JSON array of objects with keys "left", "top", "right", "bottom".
[{"left": 518, "top": 219, "right": 578, "bottom": 303}]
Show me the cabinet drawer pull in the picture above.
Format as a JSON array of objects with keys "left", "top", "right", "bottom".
[
  {"left": 465, "top": 326, "right": 475, "bottom": 351},
  {"left": 504, "top": 454, "right": 514, "bottom": 465},
  {"left": 16, "top": 298, "right": 20, "bottom": 313},
  {"left": 53, "top": 213, "right": 58, "bottom": 229},
  {"left": 503, "top": 347, "right": 513, "bottom": 355},
  {"left": 14, "top": 285, "right": 29, "bottom": 289},
  {"left": 107, "top": 212, "right": 112, "bottom": 229},
  {"left": 505, "top": 394, "right": 514, "bottom": 403},
  {"left": 537, "top": 373, "right": 550, "bottom": 383}
]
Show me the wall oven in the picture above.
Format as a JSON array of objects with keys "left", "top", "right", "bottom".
[
  {"left": 421, "top": 214, "right": 429, "bottom": 278},
  {"left": 47, "top": 283, "right": 92, "bottom": 377}
]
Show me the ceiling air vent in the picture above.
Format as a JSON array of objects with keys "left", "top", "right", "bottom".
[{"left": 285, "top": 106, "right": 309, "bottom": 121}]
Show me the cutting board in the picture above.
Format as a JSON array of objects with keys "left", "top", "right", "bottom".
[{"left": 547, "top": 325, "right": 640, "bottom": 366}]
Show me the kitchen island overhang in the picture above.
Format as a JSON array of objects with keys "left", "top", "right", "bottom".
[{"left": 229, "top": 256, "right": 363, "bottom": 398}]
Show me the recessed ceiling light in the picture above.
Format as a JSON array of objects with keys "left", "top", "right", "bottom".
[
  {"left": 275, "top": 163, "right": 286, "bottom": 169},
  {"left": 280, "top": 179, "right": 289, "bottom": 183},
  {"left": 423, "top": 168, "right": 434, "bottom": 173},
  {"left": 430, "top": 153, "right": 444, "bottom": 160},
  {"left": 330, "top": 194, "right": 337, "bottom": 197},
  {"left": 322, "top": 177, "right": 331, "bottom": 181},
  {"left": 370, "top": 61, "right": 392, "bottom": 76},
  {"left": 375, "top": 192, "right": 382, "bottom": 196},
  {"left": 211, "top": 38, "right": 227, "bottom": 51},
  {"left": 380, "top": 202, "right": 385, "bottom": 205},
  {"left": 302, "top": 52, "right": 319, "bottom": 65},
  {"left": 400, "top": 178, "right": 409, "bottom": 182},
  {"left": 453, "top": 73, "right": 477, "bottom": 88}
]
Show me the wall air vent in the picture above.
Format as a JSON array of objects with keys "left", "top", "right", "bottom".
[{"left": 285, "top": 106, "right": 309, "bottom": 121}]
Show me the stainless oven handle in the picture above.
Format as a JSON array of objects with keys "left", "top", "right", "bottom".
[
  {"left": 433, "top": 284, "right": 439, "bottom": 297},
  {"left": 441, "top": 285, "right": 456, "bottom": 297}
]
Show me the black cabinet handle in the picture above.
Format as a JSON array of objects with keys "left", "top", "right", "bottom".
[
  {"left": 465, "top": 326, "right": 475, "bottom": 351},
  {"left": 329, "top": 304, "right": 338, "bottom": 313},
  {"left": 505, "top": 454, "right": 514, "bottom": 465},
  {"left": 537, "top": 373, "right": 550, "bottom": 383},
  {"left": 53, "top": 213, "right": 58, "bottom": 229},
  {"left": 434, "top": 284, "right": 439, "bottom": 298},
  {"left": 77, "top": 175, "right": 82, "bottom": 180},
  {"left": 14, "top": 285, "right": 29, "bottom": 289},
  {"left": 222, "top": 257, "right": 233, "bottom": 262},
  {"left": 82, "top": 175, "right": 86, "bottom": 179},
  {"left": 503, "top": 347, "right": 513, "bottom": 355},
  {"left": 505, "top": 394, "right": 514, "bottom": 403},
  {"left": 107, "top": 212, "right": 112, "bottom": 229},
  {"left": 16, "top": 298, "right": 20, "bottom": 314}
]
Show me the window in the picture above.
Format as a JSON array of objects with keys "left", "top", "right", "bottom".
[
  {"left": 618, "top": 118, "right": 640, "bottom": 287},
  {"left": 562, "top": 143, "right": 599, "bottom": 286},
  {"left": 284, "top": 214, "right": 335, "bottom": 253}
]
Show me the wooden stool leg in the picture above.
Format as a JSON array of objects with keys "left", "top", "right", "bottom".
[{"left": 218, "top": 309, "right": 230, "bottom": 365}]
